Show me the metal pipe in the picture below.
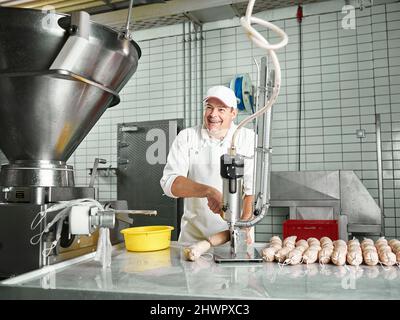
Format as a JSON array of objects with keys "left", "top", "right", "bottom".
[
  {"left": 199, "top": 25, "right": 204, "bottom": 126},
  {"left": 183, "top": 22, "right": 186, "bottom": 127},
  {"left": 297, "top": 15, "right": 303, "bottom": 171},
  {"left": 375, "top": 113, "right": 385, "bottom": 235},
  {"left": 252, "top": 57, "right": 260, "bottom": 119},
  {"left": 253, "top": 57, "right": 267, "bottom": 208},
  {"left": 124, "top": 0, "right": 134, "bottom": 38},
  {"left": 40, "top": 204, "right": 47, "bottom": 267},
  {"left": 89, "top": 158, "right": 107, "bottom": 188},
  {"left": 264, "top": 68, "right": 274, "bottom": 203},
  {"left": 222, "top": 177, "right": 243, "bottom": 225},
  {"left": 251, "top": 58, "right": 260, "bottom": 197},
  {"left": 230, "top": 226, "right": 238, "bottom": 256},
  {"left": 234, "top": 59, "right": 273, "bottom": 229},
  {"left": 233, "top": 204, "right": 268, "bottom": 228},
  {"left": 194, "top": 23, "right": 198, "bottom": 125},
  {"left": 188, "top": 22, "right": 192, "bottom": 127}
]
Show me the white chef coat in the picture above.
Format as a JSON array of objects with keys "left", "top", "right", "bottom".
[{"left": 160, "top": 123, "right": 255, "bottom": 243}]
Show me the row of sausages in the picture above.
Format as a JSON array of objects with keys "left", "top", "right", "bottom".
[{"left": 261, "top": 236, "right": 400, "bottom": 266}]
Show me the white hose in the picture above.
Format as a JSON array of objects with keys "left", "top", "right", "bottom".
[
  {"left": 30, "top": 198, "right": 105, "bottom": 246},
  {"left": 230, "top": 0, "right": 288, "bottom": 154}
]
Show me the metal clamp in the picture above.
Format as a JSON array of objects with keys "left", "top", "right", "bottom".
[
  {"left": 89, "top": 158, "right": 107, "bottom": 188},
  {"left": 255, "top": 147, "right": 273, "bottom": 154}
]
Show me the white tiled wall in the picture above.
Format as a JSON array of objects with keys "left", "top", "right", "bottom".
[
  {"left": 69, "top": 35, "right": 185, "bottom": 201},
  {"left": 66, "top": 0, "right": 400, "bottom": 241}
]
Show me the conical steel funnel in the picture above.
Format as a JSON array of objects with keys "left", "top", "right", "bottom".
[{"left": 0, "top": 8, "right": 141, "bottom": 162}]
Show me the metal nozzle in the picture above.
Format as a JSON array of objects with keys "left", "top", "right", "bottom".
[{"left": 90, "top": 210, "right": 115, "bottom": 229}]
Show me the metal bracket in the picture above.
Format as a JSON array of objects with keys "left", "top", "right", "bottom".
[{"left": 255, "top": 146, "right": 273, "bottom": 154}]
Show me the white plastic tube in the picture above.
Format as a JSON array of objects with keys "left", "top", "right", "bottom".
[
  {"left": 230, "top": 0, "right": 288, "bottom": 154},
  {"left": 227, "top": 0, "right": 289, "bottom": 229}
]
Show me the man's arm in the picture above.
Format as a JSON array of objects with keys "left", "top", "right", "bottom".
[
  {"left": 160, "top": 130, "right": 190, "bottom": 198},
  {"left": 171, "top": 176, "right": 223, "bottom": 214},
  {"left": 241, "top": 195, "right": 254, "bottom": 220}
]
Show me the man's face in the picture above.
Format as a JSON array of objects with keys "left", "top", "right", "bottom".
[{"left": 203, "top": 97, "right": 237, "bottom": 138}]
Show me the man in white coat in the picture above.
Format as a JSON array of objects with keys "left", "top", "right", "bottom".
[{"left": 160, "top": 85, "right": 255, "bottom": 244}]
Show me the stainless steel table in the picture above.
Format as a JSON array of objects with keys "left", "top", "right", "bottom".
[{"left": 1, "top": 242, "right": 399, "bottom": 300}]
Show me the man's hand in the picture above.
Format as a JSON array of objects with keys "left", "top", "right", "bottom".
[
  {"left": 205, "top": 187, "right": 223, "bottom": 214},
  {"left": 170, "top": 177, "right": 224, "bottom": 215}
]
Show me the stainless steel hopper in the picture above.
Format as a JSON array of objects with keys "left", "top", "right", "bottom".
[
  {"left": 0, "top": 8, "right": 141, "bottom": 278},
  {"left": 0, "top": 8, "right": 141, "bottom": 187}
]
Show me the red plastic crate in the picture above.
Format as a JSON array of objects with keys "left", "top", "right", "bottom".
[{"left": 283, "top": 219, "right": 339, "bottom": 240}]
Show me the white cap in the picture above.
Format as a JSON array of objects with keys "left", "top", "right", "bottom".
[{"left": 203, "top": 85, "right": 238, "bottom": 109}]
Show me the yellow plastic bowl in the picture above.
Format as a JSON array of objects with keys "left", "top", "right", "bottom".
[{"left": 121, "top": 225, "right": 174, "bottom": 252}]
